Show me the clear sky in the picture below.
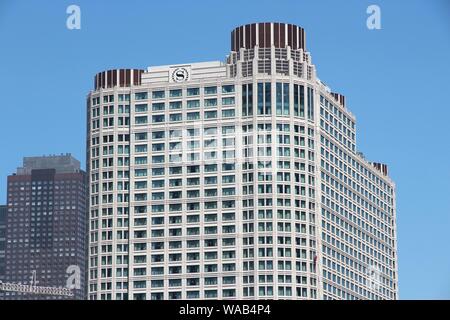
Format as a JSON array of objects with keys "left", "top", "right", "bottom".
[{"left": 0, "top": 0, "right": 449, "bottom": 299}]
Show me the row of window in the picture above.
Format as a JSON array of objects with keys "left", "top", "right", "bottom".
[
  {"left": 92, "top": 83, "right": 320, "bottom": 122},
  {"left": 134, "top": 85, "right": 235, "bottom": 101},
  {"left": 95, "top": 286, "right": 316, "bottom": 300},
  {"left": 90, "top": 124, "right": 311, "bottom": 146},
  {"left": 92, "top": 85, "right": 236, "bottom": 106},
  {"left": 93, "top": 97, "right": 237, "bottom": 118},
  {"left": 242, "top": 83, "right": 310, "bottom": 118},
  {"left": 132, "top": 109, "right": 236, "bottom": 124}
]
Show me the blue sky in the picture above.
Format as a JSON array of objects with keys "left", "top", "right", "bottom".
[{"left": 0, "top": 0, "right": 449, "bottom": 299}]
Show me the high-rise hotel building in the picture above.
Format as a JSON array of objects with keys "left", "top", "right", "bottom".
[{"left": 86, "top": 22, "right": 398, "bottom": 300}]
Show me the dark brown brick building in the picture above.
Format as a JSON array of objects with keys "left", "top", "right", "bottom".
[{"left": 2, "top": 154, "right": 87, "bottom": 300}]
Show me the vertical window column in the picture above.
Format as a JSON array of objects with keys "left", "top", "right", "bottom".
[
  {"left": 257, "top": 82, "right": 272, "bottom": 115},
  {"left": 265, "top": 82, "right": 271, "bottom": 115},
  {"left": 276, "top": 83, "right": 282, "bottom": 115},
  {"left": 276, "top": 83, "right": 290, "bottom": 116},
  {"left": 242, "top": 84, "right": 253, "bottom": 116},
  {"left": 283, "top": 83, "right": 289, "bottom": 115},
  {"left": 307, "top": 87, "right": 314, "bottom": 120},
  {"left": 294, "top": 84, "right": 305, "bottom": 118}
]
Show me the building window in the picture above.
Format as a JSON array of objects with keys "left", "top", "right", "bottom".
[
  {"left": 135, "top": 104, "right": 148, "bottom": 112},
  {"left": 135, "top": 116, "right": 147, "bottom": 124},
  {"left": 205, "top": 111, "right": 217, "bottom": 119},
  {"left": 187, "top": 112, "right": 200, "bottom": 121},
  {"left": 152, "top": 103, "right": 165, "bottom": 111},
  {"left": 222, "top": 97, "right": 235, "bottom": 106},
  {"left": 169, "top": 89, "right": 182, "bottom": 98},
  {"left": 169, "top": 101, "right": 182, "bottom": 110},
  {"left": 204, "top": 86, "right": 217, "bottom": 95},
  {"left": 257, "top": 82, "right": 271, "bottom": 115},
  {"left": 294, "top": 84, "right": 305, "bottom": 117},
  {"left": 204, "top": 98, "right": 217, "bottom": 107},
  {"left": 242, "top": 83, "right": 253, "bottom": 116},
  {"left": 170, "top": 113, "right": 182, "bottom": 122},
  {"left": 187, "top": 88, "right": 200, "bottom": 96},
  {"left": 152, "top": 90, "right": 165, "bottom": 99},
  {"left": 276, "top": 82, "right": 290, "bottom": 115},
  {"left": 152, "top": 115, "right": 165, "bottom": 123},
  {"left": 222, "top": 85, "right": 235, "bottom": 94},
  {"left": 222, "top": 109, "right": 235, "bottom": 118},
  {"left": 135, "top": 92, "right": 148, "bottom": 100},
  {"left": 187, "top": 100, "right": 200, "bottom": 109}
]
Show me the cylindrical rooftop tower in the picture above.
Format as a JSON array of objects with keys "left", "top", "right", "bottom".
[{"left": 231, "top": 22, "right": 306, "bottom": 51}]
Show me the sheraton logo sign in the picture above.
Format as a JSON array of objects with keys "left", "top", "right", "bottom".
[{"left": 170, "top": 66, "right": 190, "bottom": 83}]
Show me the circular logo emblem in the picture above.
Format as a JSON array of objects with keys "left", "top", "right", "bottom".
[{"left": 172, "top": 67, "right": 189, "bottom": 82}]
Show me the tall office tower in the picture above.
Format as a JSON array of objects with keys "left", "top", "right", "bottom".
[
  {"left": 87, "top": 22, "right": 397, "bottom": 300},
  {"left": 3, "top": 154, "right": 87, "bottom": 300},
  {"left": 0, "top": 205, "right": 6, "bottom": 281},
  {"left": 0, "top": 205, "right": 5, "bottom": 300}
]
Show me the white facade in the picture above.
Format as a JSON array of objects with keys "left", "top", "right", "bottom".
[{"left": 86, "top": 22, "right": 398, "bottom": 300}]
